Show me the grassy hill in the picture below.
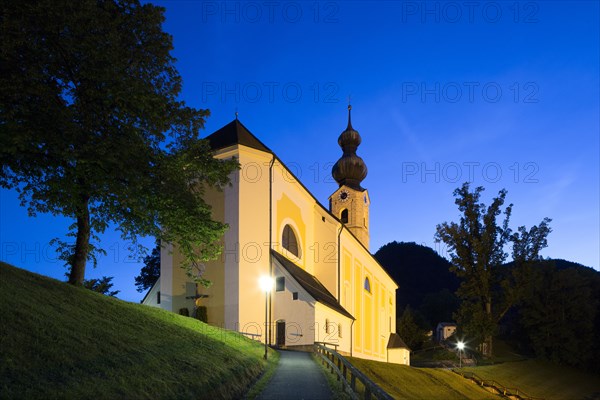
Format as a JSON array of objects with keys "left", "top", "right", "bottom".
[
  {"left": 0, "top": 262, "right": 275, "bottom": 399},
  {"left": 374, "top": 241, "right": 459, "bottom": 327},
  {"left": 462, "top": 360, "right": 600, "bottom": 400},
  {"left": 347, "top": 357, "right": 494, "bottom": 399}
]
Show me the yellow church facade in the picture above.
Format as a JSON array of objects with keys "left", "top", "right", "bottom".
[{"left": 143, "top": 108, "right": 408, "bottom": 364}]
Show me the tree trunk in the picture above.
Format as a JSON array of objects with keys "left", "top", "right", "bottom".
[
  {"left": 68, "top": 196, "right": 90, "bottom": 286},
  {"left": 485, "top": 300, "right": 493, "bottom": 358}
]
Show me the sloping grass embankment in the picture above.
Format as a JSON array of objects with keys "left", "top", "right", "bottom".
[
  {"left": 0, "top": 262, "right": 275, "bottom": 399},
  {"left": 462, "top": 360, "right": 600, "bottom": 400},
  {"left": 347, "top": 357, "right": 495, "bottom": 399}
]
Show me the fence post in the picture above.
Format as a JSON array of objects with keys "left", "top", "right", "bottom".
[{"left": 330, "top": 351, "right": 335, "bottom": 374}]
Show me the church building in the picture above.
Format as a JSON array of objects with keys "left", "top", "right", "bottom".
[{"left": 142, "top": 107, "right": 409, "bottom": 364}]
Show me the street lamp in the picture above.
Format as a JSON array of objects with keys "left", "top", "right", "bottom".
[
  {"left": 456, "top": 341, "right": 465, "bottom": 368},
  {"left": 259, "top": 276, "right": 274, "bottom": 360}
]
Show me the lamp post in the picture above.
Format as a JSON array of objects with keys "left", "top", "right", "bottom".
[
  {"left": 457, "top": 341, "right": 465, "bottom": 368},
  {"left": 259, "top": 276, "right": 274, "bottom": 360}
]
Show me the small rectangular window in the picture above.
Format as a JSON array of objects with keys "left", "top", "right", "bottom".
[
  {"left": 157, "top": 291, "right": 161, "bottom": 304},
  {"left": 292, "top": 292, "right": 298, "bottom": 300},
  {"left": 276, "top": 277, "right": 285, "bottom": 292},
  {"left": 338, "top": 324, "right": 342, "bottom": 338}
]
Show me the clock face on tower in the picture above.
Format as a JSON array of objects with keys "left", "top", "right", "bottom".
[{"left": 339, "top": 190, "right": 349, "bottom": 202}]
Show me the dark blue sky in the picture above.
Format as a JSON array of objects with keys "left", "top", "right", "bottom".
[{"left": 1, "top": 1, "right": 598, "bottom": 302}]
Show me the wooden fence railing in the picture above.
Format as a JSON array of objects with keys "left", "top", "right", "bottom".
[
  {"left": 313, "top": 342, "right": 394, "bottom": 400},
  {"left": 452, "top": 370, "right": 544, "bottom": 400},
  {"left": 239, "top": 331, "right": 261, "bottom": 341}
]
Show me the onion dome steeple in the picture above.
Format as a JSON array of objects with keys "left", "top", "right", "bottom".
[{"left": 331, "top": 105, "right": 368, "bottom": 190}]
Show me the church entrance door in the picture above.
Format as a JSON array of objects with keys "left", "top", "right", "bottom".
[{"left": 276, "top": 321, "right": 285, "bottom": 347}]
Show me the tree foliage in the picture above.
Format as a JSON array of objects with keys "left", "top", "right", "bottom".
[
  {"left": 83, "top": 276, "right": 120, "bottom": 297},
  {"left": 0, "top": 0, "right": 238, "bottom": 286},
  {"left": 135, "top": 241, "right": 160, "bottom": 292},
  {"left": 507, "top": 260, "right": 600, "bottom": 371},
  {"left": 397, "top": 306, "right": 426, "bottom": 351},
  {"left": 419, "top": 289, "right": 460, "bottom": 329},
  {"left": 435, "top": 183, "right": 551, "bottom": 357}
]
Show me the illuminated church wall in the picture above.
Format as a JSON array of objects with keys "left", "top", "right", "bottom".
[{"left": 148, "top": 112, "right": 403, "bottom": 363}]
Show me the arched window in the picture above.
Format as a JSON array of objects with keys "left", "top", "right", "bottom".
[
  {"left": 364, "top": 277, "right": 371, "bottom": 293},
  {"left": 282, "top": 225, "right": 300, "bottom": 257},
  {"left": 340, "top": 209, "right": 348, "bottom": 224}
]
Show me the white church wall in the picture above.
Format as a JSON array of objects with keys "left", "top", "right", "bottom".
[
  {"left": 141, "top": 277, "right": 161, "bottom": 308},
  {"left": 272, "top": 262, "right": 316, "bottom": 348},
  {"left": 159, "top": 242, "right": 174, "bottom": 312},
  {"left": 222, "top": 160, "right": 241, "bottom": 332},
  {"left": 388, "top": 348, "right": 410, "bottom": 365},
  {"left": 191, "top": 182, "right": 227, "bottom": 328},
  {"left": 271, "top": 158, "right": 316, "bottom": 274},
  {"left": 312, "top": 206, "right": 340, "bottom": 298},
  {"left": 314, "top": 302, "right": 352, "bottom": 355},
  {"left": 161, "top": 243, "right": 197, "bottom": 315},
  {"left": 339, "top": 228, "right": 398, "bottom": 362},
  {"left": 236, "top": 146, "right": 273, "bottom": 340}
]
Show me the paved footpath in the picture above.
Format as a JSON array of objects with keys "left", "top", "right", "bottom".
[{"left": 256, "top": 350, "right": 332, "bottom": 400}]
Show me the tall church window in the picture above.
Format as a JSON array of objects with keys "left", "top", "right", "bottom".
[
  {"left": 364, "top": 277, "right": 371, "bottom": 293},
  {"left": 340, "top": 209, "right": 348, "bottom": 224},
  {"left": 282, "top": 225, "right": 300, "bottom": 257}
]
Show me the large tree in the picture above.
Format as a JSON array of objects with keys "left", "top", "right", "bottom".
[
  {"left": 0, "top": 0, "right": 237, "bottom": 285},
  {"left": 435, "top": 183, "right": 551, "bottom": 357}
]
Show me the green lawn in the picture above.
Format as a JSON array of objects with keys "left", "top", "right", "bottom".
[
  {"left": 314, "top": 354, "right": 353, "bottom": 400},
  {"left": 461, "top": 360, "right": 600, "bottom": 400},
  {"left": 486, "top": 340, "right": 528, "bottom": 363},
  {"left": 0, "top": 262, "right": 275, "bottom": 399},
  {"left": 347, "top": 357, "right": 495, "bottom": 399},
  {"left": 411, "top": 343, "right": 459, "bottom": 364}
]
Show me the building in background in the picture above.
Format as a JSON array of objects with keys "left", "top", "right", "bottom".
[{"left": 436, "top": 322, "right": 458, "bottom": 343}]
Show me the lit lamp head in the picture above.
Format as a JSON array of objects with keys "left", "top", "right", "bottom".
[
  {"left": 457, "top": 341, "right": 465, "bottom": 351},
  {"left": 259, "top": 276, "right": 274, "bottom": 292}
]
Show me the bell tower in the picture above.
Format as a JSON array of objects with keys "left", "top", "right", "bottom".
[{"left": 329, "top": 105, "right": 370, "bottom": 249}]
